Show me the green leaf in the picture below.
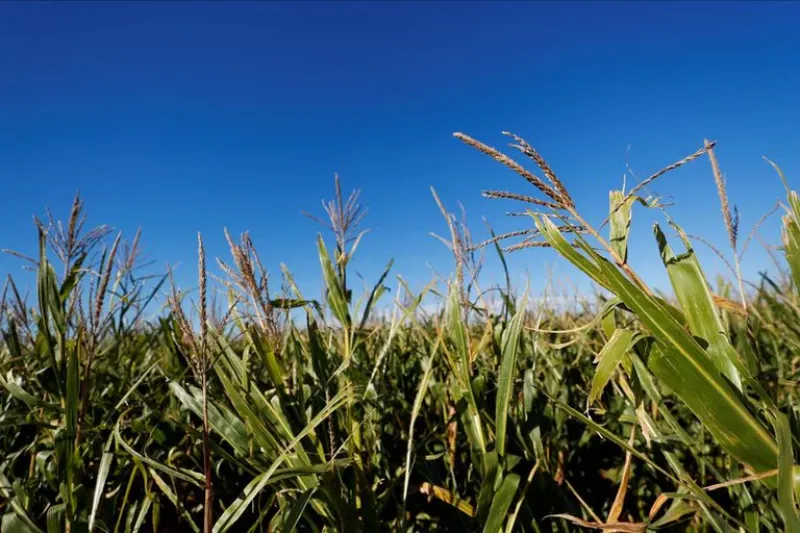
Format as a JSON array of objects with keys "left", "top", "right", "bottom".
[
  {"left": 487, "top": 226, "right": 513, "bottom": 321},
  {"left": 475, "top": 450, "right": 499, "bottom": 523},
  {"left": 654, "top": 224, "right": 741, "bottom": 389},
  {"left": 601, "top": 308, "right": 617, "bottom": 341},
  {"left": 114, "top": 415, "right": 204, "bottom": 486},
  {"left": 213, "top": 386, "right": 351, "bottom": 533},
  {"left": 59, "top": 252, "right": 87, "bottom": 303},
  {"left": 403, "top": 344, "right": 438, "bottom": 510},
  {"left": 36, "top": 230, "right": 62, "bottom": 399},
  {"left": 543, "top": 392, "right": 674, "bottom": 481},
  {"left": 63, "top": 330, "right": 80, "bottom": 520},
  {"left": 522, "top": 369, "right": 535, "bottom": 418},
  {"left": 359, "top": 258, "right": 393, "bottom": 329},
  {"left": 277, "top": 487, "right": 318, "bottom": 532},
  {"left": 447, "top": 281, "right": 486, "bottom": 457},
  {"left": 0, "top": 372, "right": 56, "bottom": 410},
  {"left": 495, "top": 293, "right": 527, "bottom": 458},
  {"left": 270, "top": 298, "right": 319, "bottom": 310},
  {"left": 536, "top": 215, "right": 778, "bottom": 475},
  {"left": 254, "top": 332, "right": 287, "bottom": 390},
  {"left": 649, "top": 500, "right": 696, "bottom": 529},
  {"left": 783, "top": 210, "right": 800, "bottom": 298},
  {"left": 124, "top": 500, "right": 138, "bottom": 533},
  {"left": 0, "top": 469, "right": 43, "bottom": 533},
  {"left": 131, "top": 496, "right": 151, "bottom": 533},
  {"left": 317, "top": 235, "right": 351, "bottom": 328},
  {"left": 587, "top": 329, "right": 636, "bottom": 409},
  {"left": 2, "top": 513, "right": 42, "bottom": 533},
  {"left": 775, "top": 412, "right": 800, "bottom": 532},
  {"left": 648, "top": 344, "right": 776, "bottom": 474},
  {"left": 482, "top": 473, "right": 520, "bottom": 533},
  {"left": 46, "top": 504, "right": 65, "bottom": 533},
  {"left": 89, "top": 433, "right": 115, "bottom": 532},
  {"left": 170, "top": 381, "right": 252, "bottom": 459},
  {"left": 207, "top": 337, "right": 319, "bottom": 470},
  {"left": 306, "top": 317, "right": 329, "bottom": 384},
  {"left": 609, "top": 189, "right": 634, "bottom": 263}
]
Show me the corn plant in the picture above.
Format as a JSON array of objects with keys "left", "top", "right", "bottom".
[
  {"left": 2, "top": 143, "right": 800, "bottom": 532},
  {"left": 459, "top": 130, "right": 800, "bottom": 531}
]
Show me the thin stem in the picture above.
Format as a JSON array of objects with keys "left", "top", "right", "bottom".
[
  {"left": 202, "top": 368, "right": 213, "bottom": 533},
  {"left": 198, "top": 232, "right": 213, "bottom": 533}
]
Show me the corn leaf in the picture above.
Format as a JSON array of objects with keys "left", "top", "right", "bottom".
[
  {"left": 783, "top": 210, "right": 800, "bottom": 298},
  {"left": 775, "top": 412, "right": 800, "bottom": 531},
  {"left": 536, "top": 215, "right": 778, "bottom": 474},
  {"left": 277, "top": 487, "right": 318, "bottom": 532},
  {"left": 482, "top": 472, "right": 520, "bottom": 533},
  {"left": 213, "top": 386, "right": 351, "bottom": 532},
  {"left": 0, "top": 468, "right": 43, "bottom": 533},
  {"left": 495, "top": 293, "right": 527, "bottom": 458},
  {"left": 654, "top": 224, "right": 741, "bottom": 389},
  {"left": 114, "top": 415, "right": 204, "bottom": 486},
  {"left": 609, "top": 189, "right": 634, "bottom": 263},
  {"left": 587, "top": 329, "right": 636, "bottom": 409},
  {"left": 88, "top": 433, "right": 115, "bottom": 532},
  {"left": 317, "top": 235, "right": 351, "bottom": 328},
  {"left": 447, "top": 281, "right": 486, "bottom": 457}
]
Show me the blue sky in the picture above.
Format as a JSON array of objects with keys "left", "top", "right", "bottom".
[{"left": 1, "top": 2, "right": 799, "bottom": 304}]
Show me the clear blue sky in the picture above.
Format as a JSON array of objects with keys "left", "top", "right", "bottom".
[{"left": 1, "top": 2, "right": 799, "bottom": 303}]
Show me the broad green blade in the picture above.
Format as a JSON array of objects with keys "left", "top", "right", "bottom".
[
  {"left": 487, "top": 226, "right": 514, "bottom": 320},
  {"left": 279, "top": 487, "right": 318, "bottom": 532},
  {"left": 250, "top": 333, "right": 286, "bottom": 392},
  {"left": 587, "top": 329, "right": 635, "bottom": 409},
  {"left": 0, "top": 469, "right": 43, "bottom": 533},
  {"left": 36, "top": 231, "right": 61, "bottom": 399},
  {"left": 169, "top": 382, "right": 252, "bottom": 459},
  {"left": 63, "top": 332, "right": 80, "bottom": 521},
  {"left": 213, "top": 386, "right": 350, "bottom": 532},
  {"left": 648, "top": 344, "right": 776, "bottom": 474},
  {"left": 124, "top": 500, "right": 138, "bottom": 533},
  {"left": 783, "top": 211, "right": 800, "bottom": 298},
  {"left": 207, "top": 365, "right": 317, "bottom": 486},
  {"left": 609, "top": 189, "right": 634, "bottom": 263},
  {"left": 58, "top": 252, "right": 87, "bottom": 303},
  {"left": 495, "top": 293, "right": 527, "bottom": 458},
  {"left": 403, "top": 345, "right": 438, "bottom": 507},
  {"left": 306, "top": 317, "right": 330, "bottom": 385},
  {"left": 211, "top": 370, "right": 284, "bottom": 457},
  {"left": 359, "top": 258, "right": 393, "bottom": 329},
  {"left": 447, "top": 281, "right": 486, "bottom": 457},
  {"left": 88, "top": 433, "right": 115, "bottom": 532},
  {"left": 775, "top": 412, "right": 800, "bottom": 532},
  {"left": 649, "top": 500, "right": 696, "bottom": 529},
  {"left": 114, "top": 416, "right": 204, "bottom": 486},
  {"left": 654, "top": 224, "right": 741, "bottom": 389},
  {"left": 475, "top": 450, "right": 499, "bottom": 523},
  {"left": 0, "top": 372, "right": 54, "bottom": 409},
  {"left": 536, "top": 215, "right": 778, "bottom": 474},
  {"left": 482, "top": 473, "right": 520, "bottom": 533},
  {"left": 317, "top": 235, "right": 351, "bottom": 328},
  {"left": 447, "top": 280, "right": 470, "bottom": 380},
  {"left": 3, "top": 513, "right": 42, "bottom": 533}
]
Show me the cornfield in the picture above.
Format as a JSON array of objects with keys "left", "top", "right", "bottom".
[{"left": 1, "top": 132, "right": 799, "bottom": 532}]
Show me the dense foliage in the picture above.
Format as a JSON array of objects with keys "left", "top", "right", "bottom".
[{"left": 1, "top": 135, "right": 799, "bottom": 532}]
